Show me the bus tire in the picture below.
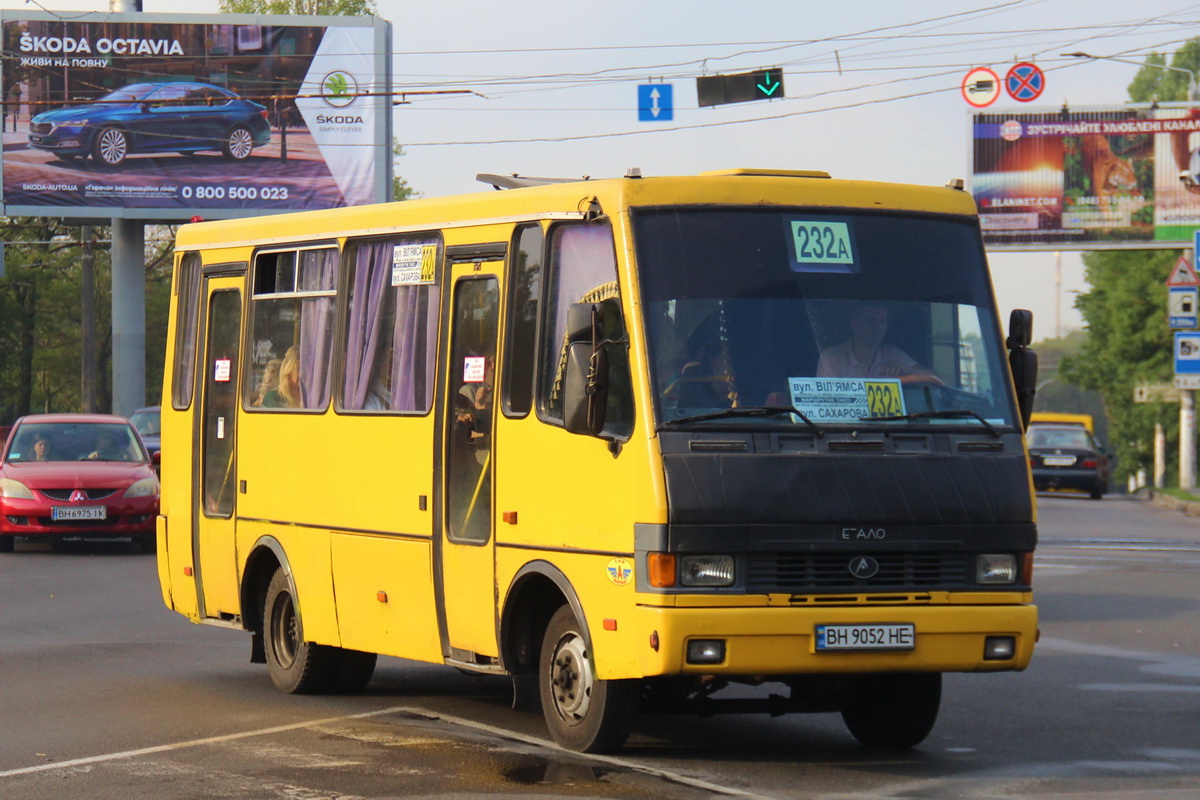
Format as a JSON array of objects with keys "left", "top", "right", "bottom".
[
  {"left": 841, "top": 672, "right": 941, "bottom": 749},
  {"left": 264, "top": 567, "right": 339, "bottom": 694},
  {"left": 539, "top": 605, "right": 639, "bottom": 753},
  {"left": 332, "top": 649, "right": 377, "bottom": 693}
]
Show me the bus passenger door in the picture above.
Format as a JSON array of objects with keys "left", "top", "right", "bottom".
[
  {"left": 439, "top": 265, "right": 502, "bottom": 659},
  {"left": 194, "top": 276, "right": 243, "bottom": 619}
]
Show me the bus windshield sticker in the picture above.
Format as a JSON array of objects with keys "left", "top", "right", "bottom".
[
  {"left": 788, "top": 377, "right": 905, "bottom": 421},
  {"left": 463, "top": 356, "right": 487, "bottom": 383},
  {"left": 786, "top": 219, "right": 858, "bottom": 273},
  {"left": 391, "top": 243, "right": 438, "bottom": 286}
]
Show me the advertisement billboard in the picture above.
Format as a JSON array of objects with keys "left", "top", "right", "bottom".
[
  {"left": 972, "top": 104, "right": 1200, "bottom": 250},
  {"left": 1, "top": 11, "right": 390, "bottom": 219}
]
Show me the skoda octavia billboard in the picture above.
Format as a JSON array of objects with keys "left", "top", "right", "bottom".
[{"left": 1, "top": 11, "right": 391, "bottom": 218}]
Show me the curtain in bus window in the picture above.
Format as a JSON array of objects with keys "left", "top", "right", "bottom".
[
  {"left": 343, "top": 239, "right": 439, "bottom": 412},
  {"left": 297, "top": 249, "right": 337, "bottom": 409}
]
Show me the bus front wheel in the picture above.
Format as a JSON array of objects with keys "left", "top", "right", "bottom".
[
  {"left": 263, "top": 567, "right": 341, "bottom": 694},
  {"left": 538, "top": 605, "right": 639, "bottom": 753},
  {"left": 841, "top": 672, "right": 941, "bottom": 749}
]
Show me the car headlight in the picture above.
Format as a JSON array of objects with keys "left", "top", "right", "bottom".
[
  {"left": 0, "top": 478, "right": 35, "bottom": 500},
  {"left": 976, "top": 553, "right": 1017, "bottom": 584},
  {"left": 679, "top": 555, "right": 735, "bottom": 587},
  {"left": 125, "top": 477, "right": 159, "bottom": 499}
]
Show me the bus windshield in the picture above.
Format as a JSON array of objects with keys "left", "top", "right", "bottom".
[{"left": 634, "top": 208, "right": 1018, "bottom": 430}]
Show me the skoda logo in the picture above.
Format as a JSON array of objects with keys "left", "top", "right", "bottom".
[
  {"left": 321, "top": 70, "right": 359, "bottom": 108},
  {"left": 848, "top": 555, "right": 880, "bottom": 580}
]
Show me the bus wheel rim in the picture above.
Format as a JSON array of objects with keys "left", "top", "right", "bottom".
[
  {"left": 271, "top": 592, "right": 298, "bottom": 669},
  {"left": 550, "top": 632, "right": 592, "bottom": 721}
]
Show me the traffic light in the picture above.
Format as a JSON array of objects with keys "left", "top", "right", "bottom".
[{"left": 696, "top": 68, "right": 785, "bottom": 107}]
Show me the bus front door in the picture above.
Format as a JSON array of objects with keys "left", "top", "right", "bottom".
[
  {"left": 439, "top": 266, "right": 502, "bottom": 660},
  {"left": 194, "top": 275, "right": 243, "bottom": 620}
]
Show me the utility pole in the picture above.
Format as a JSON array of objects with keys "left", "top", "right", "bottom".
[{"left": 80, "top": 226, "right": 97, "bottom": 413}]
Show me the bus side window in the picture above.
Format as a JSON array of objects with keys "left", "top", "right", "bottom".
[
  {"left": 340, "top": 235, "right": 441, "bottom": 413},
  {"left": 538, "top": 220, "right": 633, "bottom": 438},
  {"left": 171, "top": 251, "right": 202, "bottom": 410},
  {"left": 503, "top": 224, "right": 543, "bottom": 417},
  {"left": 245, "top": 247, "right": 337, "bottom": 411}
]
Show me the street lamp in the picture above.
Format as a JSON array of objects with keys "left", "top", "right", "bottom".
[{"left": 1061, "top": 51, "right": 1199, "bottom": 101}]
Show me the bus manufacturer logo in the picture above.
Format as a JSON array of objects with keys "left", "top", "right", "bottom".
[
  {"left": 848, "top": 556, "right": 880, "bottom": 580},
  {"left": 606, "top": 558, "right": 633, "bottom": 586}
]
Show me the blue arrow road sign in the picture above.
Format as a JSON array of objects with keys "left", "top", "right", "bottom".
[{"left": 638, "top": 84, "right": 673, "bottom": 121}]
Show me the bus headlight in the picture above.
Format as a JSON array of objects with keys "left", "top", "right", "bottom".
[
  {"left": 679, "top": 555, "right": 735, "bottom": 587},
  {"left": 976, "top": 554, "right": 1017, "bottom": 584}
]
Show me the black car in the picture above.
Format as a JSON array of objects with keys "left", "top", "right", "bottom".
[
  {"left": 1027, "top": 423, "right": 1110, "bottom": 499},
  {"left": 28, "top": 82, "right": 271, "bottom": 166}
]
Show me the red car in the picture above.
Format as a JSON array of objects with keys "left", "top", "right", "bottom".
[{"left": 0, "top": 414, "right": 159, "bottom": 553}]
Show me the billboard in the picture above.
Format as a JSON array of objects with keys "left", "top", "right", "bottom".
[
  {"left": 0, "top": 11, "right": 391, "bottom": 219},
  {"left": 972, "top": 104, "right": 1200, "bottom": 250}
]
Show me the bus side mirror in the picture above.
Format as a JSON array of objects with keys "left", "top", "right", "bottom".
[
  {"left": 1006, "top": 309, "right": 1037, "bottom": 430},
  {"left": 563, "top": 302, "right": 609, "bottom": 436}
]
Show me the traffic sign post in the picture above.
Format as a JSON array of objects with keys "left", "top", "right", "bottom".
[{"left": 638, "top": 84, "right": 673, "bottom": 121}]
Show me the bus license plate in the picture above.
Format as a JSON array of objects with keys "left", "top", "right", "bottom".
[
  {"left": 52, "top": 506, "right": 106, "bottom": 521},
  {"left": 815, "top": 623, "right": 915, "bottom": 651}
]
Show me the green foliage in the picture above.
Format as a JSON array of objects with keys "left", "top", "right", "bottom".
[
  {"left": 1060, "top": 249, "right": 1177, "bottom": 482},
  {"left": 0, "top": 220, "right": 173, "bottom": 423},
  {"left": 392, "top": 140, "right": 419, "bottom": 201},
  {"left": 1127, "top": 42, "right": 1200, "bottom": 102},
  {"left": 218, "top": 0, "right": 377, "bottom": 14}
]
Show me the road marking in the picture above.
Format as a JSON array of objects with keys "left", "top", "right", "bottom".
[
  {"left": 0, "top": 704, "right": 777, "bottom": 798},
  {"left": 0, "top": 706, "right": 411, "bottom": 778}
]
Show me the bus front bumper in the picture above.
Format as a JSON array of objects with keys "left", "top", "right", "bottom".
[{"left": 624, "top": 601, "right": 1037, "bottom": 679}]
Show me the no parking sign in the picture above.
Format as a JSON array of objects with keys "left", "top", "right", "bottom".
[{"left": 1005, "top": 62, "right": 1045, "bottom": 102}]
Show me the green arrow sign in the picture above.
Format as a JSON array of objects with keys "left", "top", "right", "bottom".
[{"left": 756, "top": 70, "right": 782, "bottom": 98}]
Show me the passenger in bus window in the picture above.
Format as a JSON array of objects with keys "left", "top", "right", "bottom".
[
  {"left": 251, "top": 358, "right": 282, "bottom": 407},
  {"left": 261, "top": 346, "right": 302, "bottom": 408},
  {"left": 816, "top": 303, "right": 939, "bottom": 382}
]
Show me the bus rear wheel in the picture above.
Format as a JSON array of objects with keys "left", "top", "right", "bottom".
[
  {"left": 263, "top": 567, "right": 341, "bottom": 694},
  {"left": 841, "top": 672, "right": 941, "bottom": 749},
  {"left": 538, "top": 605, "right": 639, "bottom": 753}
]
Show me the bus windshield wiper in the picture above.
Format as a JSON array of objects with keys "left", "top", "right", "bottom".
[
  {"left": 664, "top": 405, "right": 822, "bottom": 436},
  {"left": 864, "top": 409, "right": 1000, "bottom": 438}
]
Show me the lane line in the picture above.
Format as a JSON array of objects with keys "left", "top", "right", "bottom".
[
  {"left": 0, "top": 706, "right": 410, "bottom": 778},
  {"left": 0, "top": 704, "right": 777, "bottom": 799}
]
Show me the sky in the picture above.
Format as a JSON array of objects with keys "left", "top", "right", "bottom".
[{"left": 8, "top": 0, "right": 1200, "bottom": 342}]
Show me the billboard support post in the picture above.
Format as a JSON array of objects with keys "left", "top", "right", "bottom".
[{"left": 111, "top": 220, "right": 145, "bottom": 418}]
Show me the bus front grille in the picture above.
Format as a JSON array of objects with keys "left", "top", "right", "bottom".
[{"left": 747, "top": 552, "right": 970, "bottom": 593}]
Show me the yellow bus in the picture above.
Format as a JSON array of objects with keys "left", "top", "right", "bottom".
[{"left": 156, "top": 168, "right": 1040, "bottom": 753}]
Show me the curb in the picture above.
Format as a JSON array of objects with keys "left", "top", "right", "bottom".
[{"left": 1135, "top": 488, "right": 1200, "bottom": 517}]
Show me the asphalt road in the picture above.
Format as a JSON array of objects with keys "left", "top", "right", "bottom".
[{"left": 1, "top": 493, "right": 1198, "bottom": 799}]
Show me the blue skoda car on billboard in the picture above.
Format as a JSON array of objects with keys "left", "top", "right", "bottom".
[{"left": 28, "top": 81, "right": 271, "bottom": 167}]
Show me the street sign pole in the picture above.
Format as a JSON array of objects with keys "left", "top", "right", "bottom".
[{"left": 1184, "top": 248, "right": 1197, "bottom": 489}]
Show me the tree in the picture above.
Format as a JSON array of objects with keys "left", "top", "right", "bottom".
[
  {"left": 1060, "top": 250, "right": 1176, "bottom": 483},
  {"left": 392, "top": 140, "right": 419, "bottom": 201},
  {"left": 1058, "top": 42, "right": 1200, "bottom": 485}
]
